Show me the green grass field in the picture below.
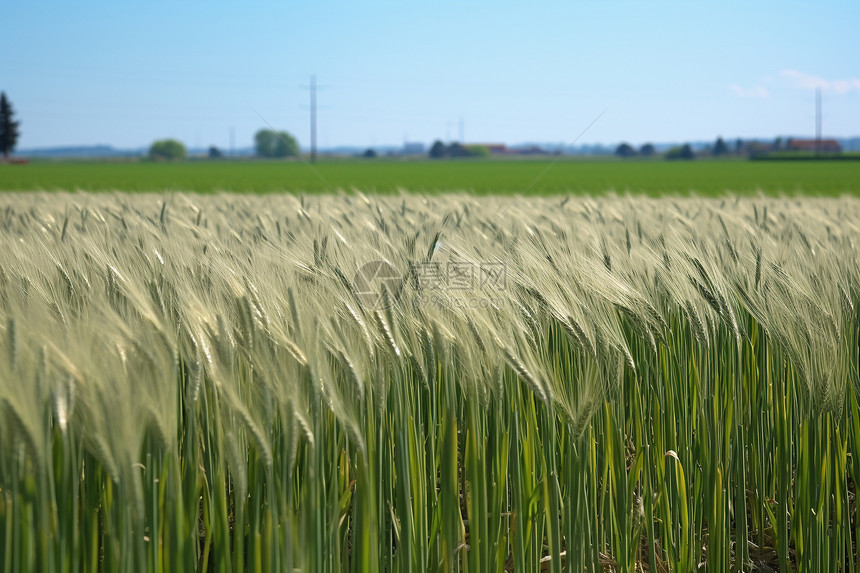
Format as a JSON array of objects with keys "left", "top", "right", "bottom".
[{"left": 2, "top": 157, "right": 858, "bottom": 195}]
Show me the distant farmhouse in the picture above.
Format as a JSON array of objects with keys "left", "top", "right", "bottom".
[{"left": 786, "top": 138, "right": 842, "bottom": 153}]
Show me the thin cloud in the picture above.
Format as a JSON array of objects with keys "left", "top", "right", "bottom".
[
  {"left": 781, "top": 69, "right": 860, "bottom": 94},
  {"left": 730, "top": 84, "right": 770, "bottom": 98}
]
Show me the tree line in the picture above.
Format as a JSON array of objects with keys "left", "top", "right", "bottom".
[
  {"left": 0, "top": 91, "right": 826, "bottom": 163},
  {"left": 428, "top": 141, "right": 490, "bottom": 159},
  {"left": 615, "top": 137, "right": 750, "bottom": 160},
  {"left": 146, "top": 129, "right": 301, "bottom": 161}
]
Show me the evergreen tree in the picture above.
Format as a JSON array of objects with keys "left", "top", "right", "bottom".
[{"left": 0, "top": 92, "right": 21, "bottom": 159}]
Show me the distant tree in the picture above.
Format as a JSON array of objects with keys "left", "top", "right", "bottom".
[
  {"left": 466, "top": 145, "right": 490, "bottom": 158},
  {"left": 639, "top": 143, "right": 656, "bottom": 156},
  {"left": 362, "top": 148, "right": 377, "bottom": 158},
  {"left": 665, "top": 144, "right": 695, "bottom": 160},
  {"left": 0, "top": 92, "right": 21, "bottom": 160},
  {"left": 255, "top": 130, "right": 277, "bottom": 157},
  {"left": 735, "top": 138, "right": 743, "bottom": 155},
  {"left": 255, "top": 129, "right": 299, "bottom": 158},
  {"left": 713, "top": 137, "right": 729, "bottom": 156},
  {"left": 429, "top": 140, "right": 447, "bottom": 159},
  {"left": 208, "top": 145, "right": 223, "bottom": 159},
  {"left": 615, "top": 142, "right": 636, "bottom": 157},
  {"left": 428, "top": 140, "right": 488, "bottom": 159},
  {"left": 274, "top": 132, "right": 300, "bottom": 157},
  {"left": 681, "top": 144, "right": 695, "bottom": 159},
  {"left": 773, "top": 137, "right": 783, "bottom": 151},
  {"left": 149, "top": 139, "right": 187, "bottom": 161},
  {"left": 447, "top": 142, "right": 470, "bottom": 158}
]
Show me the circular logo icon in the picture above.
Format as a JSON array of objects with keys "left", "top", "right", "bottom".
[{"left": 353, "top": 260, "right": 402, "bottom": 310}]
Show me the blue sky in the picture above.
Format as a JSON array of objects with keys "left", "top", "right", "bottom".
[{"left": 2, "top": 0, "right": 859, "bottom": 150}]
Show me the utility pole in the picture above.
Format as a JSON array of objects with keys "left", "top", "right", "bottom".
[
  {"left": 815, "top": 87, "right": 822, "bottom": 156},
  {"left": 459, "top": 117, "right": 464, "bottom": 143},
  {"left": 230, "top": 127, "right": 235, "bottom": 157},
  {"left": 310, "top": 75, "right": 317, "bottom": 163}
]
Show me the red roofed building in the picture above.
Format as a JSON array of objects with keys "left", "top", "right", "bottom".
[{"left": 787, "top": 138, "right": 842, "bottom": 153}]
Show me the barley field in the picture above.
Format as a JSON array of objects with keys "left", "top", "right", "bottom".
[{"left": 1, "top": 191, "right": 859, "bottom": 572}]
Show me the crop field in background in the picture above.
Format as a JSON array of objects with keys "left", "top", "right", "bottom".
[
  {"left": 2, "top": 191, "right": 860, "bottom": 572},
  {"left": 1, "top": 158, "right": 859, "bottom": 195}
]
